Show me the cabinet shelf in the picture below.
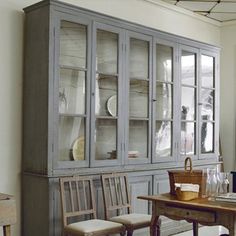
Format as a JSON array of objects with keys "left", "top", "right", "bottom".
[
  {"left": 95, "top": 115, "right": 118, "bottom": 119},
  {"left": 96, "top": 72, "right": 119, "bottom": 78},
  {"left": 201, "top": 86, "right": 215, "bottom": 90},
  {"left": 129, "top": 117, "right": 149, "bottom": 121},
  {"left": 156, "top": 118, "right": 173, "bottom": 122},
  {"left": 200, "top": 119, "right": 215, "bottom": 123},
  {"left": 130, "top": 76, "right": 149, "bottom": 81},
  {"left": 181, "top": 120, "right": 197, "bottom": 122},
  {"left": 59, "top": 113, "right": 86, "bottom": 117},
  {"left": 181, "top": 83, "right": 197, "bottom": 88},
  {"left": 156, "top": 80, "right": 174, "bottom": 85},
  {"left": 60, "top": 64, "right": 87, "bottom": 72}
]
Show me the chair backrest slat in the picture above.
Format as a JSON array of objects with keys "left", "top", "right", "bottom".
[
  {"left": 68, "top": 181, "right": 75, "bottom": 212},
  {"left": 101, "top": 173, "right": 132, "bottom": 219},
  {"left": 82, "top": 180, "right": 88, "bottom": 210},
  {"left": 59, "top": 176, "right": 97, "bottom": 227},
  {"left": 114, "top": 176, "right": 120, "bottom": 205},
  {"left": 65, "top": 209, "right": 94, "bottom": 218},
  {"left": 89, "top": 179, "right": 97, "bottom": 219},
  {"left": 108, "top": 178, "right": 114, "bottom": 206},
  {"left": 75, "top": 181, "right": 81, "bottom": 211},
  {"left": 124, "top": 174, "right": 131, "bottom": 214},
  {"left": 119, "top": 176, "right": 124, "bottom": 205}
]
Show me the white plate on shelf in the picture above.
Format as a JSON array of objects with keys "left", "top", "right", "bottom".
[
  {"left": 107, "top": 95, "right": 117, "bottom": 117},
  {"left": 72, "top": 137, "right": 84, "bottom": 161}
]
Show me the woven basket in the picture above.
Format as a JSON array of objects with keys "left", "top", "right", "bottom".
[
  {"left": 168, "top": 157, "right": 206, "bottom": 197},
  {"left": 176, "top": 187, "right": 199, "bottom": 201}
]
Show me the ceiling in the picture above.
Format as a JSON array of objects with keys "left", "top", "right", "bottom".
[{"left": 161, "top": 0, "right": 236, "bottom": 22}]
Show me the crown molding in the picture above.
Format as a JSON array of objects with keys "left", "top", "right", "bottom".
[
  {"left": 221, "top": 19, "right": 236, "bottom": 27},
  {"left": 141, "top": 0, "right": 221, "bottom": 27}
]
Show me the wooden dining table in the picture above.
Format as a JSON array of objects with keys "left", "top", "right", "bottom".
[
  {"left": 0, "top": 193, "right": 16, "bottom": 236},
  {"left": 138, "top": 193, "right": 236, "bottom": 236}
]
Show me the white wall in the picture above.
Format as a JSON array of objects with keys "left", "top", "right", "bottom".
[
  {"left": 220, "top": 22, "right": 236, "bottom": 172},
  {"left": 0, "top": 0, "right": 221, "bottom": 235},
  {"left": 0, "top": 2, "right": 24, "bottom": 236},
  {"left": 65, "top": 0, "right": 221, "bottom": 46}
]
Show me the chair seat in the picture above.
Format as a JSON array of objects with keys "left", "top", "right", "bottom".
[
  {"left": 110, "top": 213, "right": 151, "bottom": 228},
  {"left": 64, "top": 219, "right": 125, "bottom": 236}
]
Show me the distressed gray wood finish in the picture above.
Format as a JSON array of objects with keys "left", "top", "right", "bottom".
[
  {"left": 23, "top": 0, "right": 220, "bottom": 175},
  {"left": 53, "top": 12, "right": 92, "bottom": 170},
  {"left": 128, "top": 175, "right": 152, "bottom": 236},
  {"left": 23, "top": 1, "right": 220, "bottom": 236},
  {"left": 152, "top": 39, "right": 178, "bottom": 164},
  {"left": 22, "top": 174, "right": 53, "bottom": 236},
  {"left": 90, "top": 22, "right": 124, "bottom": 168},
  {"left": 23, "top": 4, "right": 52, "bottom": 174}
]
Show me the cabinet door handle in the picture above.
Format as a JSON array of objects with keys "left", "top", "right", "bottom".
[{"left": 152, "top": 99, "right": 157, "bottom": 102}]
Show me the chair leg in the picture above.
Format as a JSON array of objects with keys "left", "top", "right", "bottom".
[{"left": 127, "top": 230, "right": 133, "bottom": 236}]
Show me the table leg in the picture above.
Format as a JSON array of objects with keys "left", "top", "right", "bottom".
[
  {"left": 193, "top": 222, "right": 198, "bottom": 236},
  {"left": 150, "top": 201, "right": 160, "bottom": 236},
  {"left": 228, "top": 217, "right": 236, "bottom": 236},
  {"left": 150, "top": 215, "right": 160, "bottom": 236},
  {"left": 228, "top": 227, "right": 235, "bottom": 236},
  {"left": 3, "top": 225, "right": 10, "bottom": 236}
]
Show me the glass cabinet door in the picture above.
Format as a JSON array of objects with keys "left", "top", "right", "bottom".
[
  {"left": 180, "top": 48, "right": 197, "bottom": 157},
  {"left": 126, "top": 33, "right": 152, "bottom": 164},
  {"left": 91, "top": 23, "right": 123, "bottom": 167},
  {"left": 57, "top": 18, "right": 90, "bottom": 168},
  {"left": 154, "top": 42, "right": 175, "bottom": 162},
  {"left": 200, "top": 53, "right": 216, "bottom": 156}
]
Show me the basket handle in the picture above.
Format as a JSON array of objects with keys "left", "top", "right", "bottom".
[{"left": 184, "top": 157, "right": 193, "bottom": 172}]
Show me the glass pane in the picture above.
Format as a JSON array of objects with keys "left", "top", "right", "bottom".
[
  {"left": 130, "top": 38, "right": 149, "bottom": 78},
  {"left": 129, "top": 80, "right": 149, "bottom": 118},
  {"left": 201, "top": 122, "right": 214, "bottom": 153},
  {"left": 156, "top": 83, "right": 172, "bottom": 119},
  {"left": 181, "top": 51, "right": 196, "bottom": 85},
  {"left": 59, "top": 117, "right": 85, "bottom": 161},
  {"left": 201, "top": 89, "right": 214, "bottom": 120},
  {"left": 60, "top": 21, "right": 87, "bottom": 68},
  {"left": 59, "top": 69, "right": 86, "bottom": 114},
  {"left": 155, "top": 121, "right": 172, "bottom": 157},
  {"left": 95, "top": 74, "right": 117, "bottom": 116},
  {"left": 156, "top": 44, "right": 173, "bottom": 82},
  {"left": 96, "top": 29, "right": 118, "bottom": 74},
  {"left": 201, "top": 55, "right": 214, "bottom": 88},
  {"left": 129, "top": 120, "right": 147, "bottom": 158},
  {"left": 95, "top": 119, "right": 117, "bottom": 160},
  {"left": 181, "top": 87, "right": 195, "bottom": 120},
  {"left": 181, "top": 122, "right": 195, "bottom": 155}
]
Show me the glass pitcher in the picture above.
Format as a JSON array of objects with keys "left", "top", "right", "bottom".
[
  {"left": 206, "top": 168, "right": 218, "bottom": 199},
  {"left": 218, "top": 172, "right": 230, "bottom": 194}
]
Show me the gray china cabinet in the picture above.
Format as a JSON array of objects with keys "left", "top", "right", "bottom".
[{"left": 23, "top": 0, "right": 220, "bottom": 235}]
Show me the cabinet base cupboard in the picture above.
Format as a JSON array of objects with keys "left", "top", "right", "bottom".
[{"left": 23, "top": 1, "right": 220, "bottom": 235}]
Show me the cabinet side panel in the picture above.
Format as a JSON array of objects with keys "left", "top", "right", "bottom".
[
  {"left": 22, "top": 174, "right": 50, "bottom": 236},
  {"left": 23, "top": 6, "right": 50, "bottom": 174}
]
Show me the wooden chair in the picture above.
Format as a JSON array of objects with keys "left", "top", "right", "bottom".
[
  {"left": 59, "top": 176, "right": 125, "bottom": 236},
  {"left": 101, "top": 173, "right": 156, "bottom": 236}
]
